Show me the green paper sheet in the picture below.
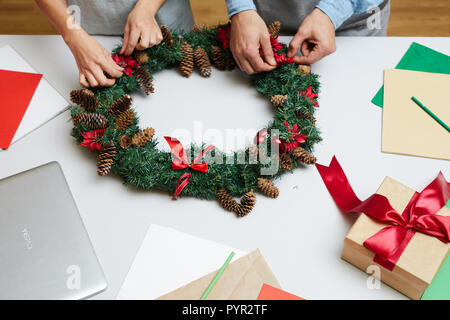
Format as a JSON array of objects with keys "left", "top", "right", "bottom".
[
  {"left": 372, "top": 42, "right": 450, "bottom": 107},
  {"left": 422, "top": 199, "right": 450, "bottom": 300}
]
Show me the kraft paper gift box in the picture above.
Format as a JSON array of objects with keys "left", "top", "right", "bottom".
[
  {"left": 157, "top": 249, "right": 280, "bottom": 300},
  {"left": 342, "top": 176, "right": 450, "bottom": 300}
]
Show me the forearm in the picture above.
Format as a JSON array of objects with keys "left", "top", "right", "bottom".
[
  {"left": 316, "top": 0, "right": 384, "bottom": 29},
  {"left": 226, "top": 0, "right": 256, "bottom": 18},
  {"left": 35, "top": 0, "right": 76, "bottom": 40},
  {"left": 134, "top": 0, "right": 166, "bottom": 16}
]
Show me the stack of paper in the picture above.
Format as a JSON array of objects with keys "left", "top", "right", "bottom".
[
  {"left": 382, "top": 69, "right": 450, "bottom": 160},
  {"left": 371, "top": 43, "right": 450, "bottom": 160},
  {"left": 372, "top": 42, "right": 450, "bottom": 108},
  {"left": 117, "top": 224, "right": 246, "bottom": 300},
  {"left": 0, "top": 45, "right": 68, "bottom": 149},
  {"left": 158, "top": 249, "right": 281, "bottom": 300}
]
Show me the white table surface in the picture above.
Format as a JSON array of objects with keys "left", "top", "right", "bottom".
[{"left": 0, "top": 35, "right": 449, "bottom": 300}]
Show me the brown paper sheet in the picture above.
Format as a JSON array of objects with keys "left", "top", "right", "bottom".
[
  {"left": 157, "top": 249, "right": 280, "bottom": 300},
  {"left": 382, "top": 69, "right": 450, "bottom": 160},
  {"left": 342, "top": 176, "right": 450, "bottom": 299}
]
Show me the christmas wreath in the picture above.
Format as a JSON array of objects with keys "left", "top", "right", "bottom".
[{"left": 69, "top": 22, "right": 321, "bottom": 217}]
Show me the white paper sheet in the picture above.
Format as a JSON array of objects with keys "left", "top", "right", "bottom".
[
  {"left": 116, "top": 224, "right": 246, "bottom": 300},
  {"left": 0, "top": 45, "right": 68, "bottom": 147}
]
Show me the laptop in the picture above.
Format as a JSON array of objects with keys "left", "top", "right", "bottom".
[{"left": 0, "top": 162, "right": 107, "bottom": 299}]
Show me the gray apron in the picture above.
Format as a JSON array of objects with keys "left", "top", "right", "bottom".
[
  {"left": 253, "top": 0, "right": 390, "bottom": 36},
  {"left": 66, "top": 0, "right": 194, "bottom": 35}
]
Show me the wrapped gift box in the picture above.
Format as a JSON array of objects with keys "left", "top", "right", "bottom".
[{"left": 342, "top": 176, "right": 450, "bottom": 300}]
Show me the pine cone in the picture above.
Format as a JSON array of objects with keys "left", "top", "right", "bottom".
[
  {"left": 107, "top": 94, "right": 132, "bottom": 117},
  {"left": 280, "top": 153, "right": 293, "bottom": 171},
  {"left": 268, "top": 21, "right": 281, "bottom": 37},
  {"left": 235, "top": 190, "right": 256, "bottom": 217},
  {"left": 97, "top": 142, "right": 117, "bottom": 176},
  {"left": 217, "top": 189, "right": 239, "bottom": 212},
  {"left": 73, "top": 113, "right": 107, "bottom": 130},
  {"left": 292, "top": 147, "right": 317, "bottom": 165},
  {"left": 217, "top": 189, "right": 257, "bottom": 217},
  {"left": 118, "top": 134, "right": 132, "bottom": 149},
  {"left": 193, "top": 23, "right": 206, "bottom": 33},
  {"left": 131, "top": 127, "right": 155, "bottom": 147},
  {"left": 248, "top": 145, "right": 259, "bottom": 163},
  {"left": 179, "top": 42, "right": 194, "bottom": 77},
  {"left": 210, "top": 45, "right": 226, "bottom": 70},
  {"left": 70, "top": 89, "right": 99, "bottom": 111},
  {"left": 115, "top": 109, "right": 135, "bottom": 131},
  {"left": 295, "top": 110, "right": 316, "bottom": 125},
  {"left": 270, "top": 94, "right": 288, "bottom": 108},
  {"left": 257, "top": 178, "right": 279, "bottom": 198},
  {"left": 133, "top": 50, "right": 149, "bottom": 64},
  {"left": 194, "top": 46, "right": 211, "bottom": 77},
  {"left": 297, "top": 64, "right": 311, "bottom": 76},
  {"left": 134, "top": 66, "right": 154, "bottom": 95},
  {"left": 160, "top": 25, "right": 174, "bottom": 48}
]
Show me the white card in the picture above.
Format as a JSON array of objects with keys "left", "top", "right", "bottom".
[
  {"left": 117, "top": 224, "right": 246, "bottom": 300},
  {"left": 0, "top": 45, "right": 68, "bottom": 147}
]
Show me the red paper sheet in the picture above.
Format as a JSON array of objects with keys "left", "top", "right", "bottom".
[
  {"left": 0, "top": 69, "right": 42, "bottom": 149},
  {"left": 257, "top": 284, "right": 305, "bottom": 300}
]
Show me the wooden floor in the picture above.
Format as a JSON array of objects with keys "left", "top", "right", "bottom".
[{"left": 0, "top": 0, "right": 449, "bottom": 36}]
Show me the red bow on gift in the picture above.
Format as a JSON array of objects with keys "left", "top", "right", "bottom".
[
  {"left": 316, "top": 156, "right": 450, "bottom": 271},
  {"left": 164, "top": 136, "right": 215, "bottom": 199}
]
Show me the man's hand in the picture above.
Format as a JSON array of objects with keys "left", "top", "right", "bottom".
[
  {"left": 65, "top": 29, "right": 123, "bottom": 87},
  {"left": 288, "top": 8, "right": 336, "bottom": 64},
  {"left": 120, "top": 1, "right": 163, "bottom": 56},
  {"left": 230, "top": 10, "right": 277, "bottom": 75}
]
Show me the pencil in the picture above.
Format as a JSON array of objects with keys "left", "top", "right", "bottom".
[
  {"left": 411, "top": 96, "right": 450, "bottom": 132},
  {"left": 200, "top": 251, "right": 235, "bottom": 300}
]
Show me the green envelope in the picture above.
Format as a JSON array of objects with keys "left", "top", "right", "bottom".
[
  {"left": 422, "top": 200, "right": 450, "bottom": 300},
  {"left": 372, "top": 42, "right": 450, "bottom": 107}
]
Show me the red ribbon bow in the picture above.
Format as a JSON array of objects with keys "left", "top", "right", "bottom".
[
  {"left": 316, "top": 156, "right": 450, "bottom": 271},
  {"left": 164, "top": 136, "right": 215, "bottom": 199}
]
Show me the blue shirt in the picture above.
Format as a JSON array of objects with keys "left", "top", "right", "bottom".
[{"left": 225, "top": 0, "right": 385, "bottom": 29}]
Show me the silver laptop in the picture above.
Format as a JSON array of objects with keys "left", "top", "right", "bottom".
[{"left": 0, "top": 162, "right": 107, "bottom": 299}]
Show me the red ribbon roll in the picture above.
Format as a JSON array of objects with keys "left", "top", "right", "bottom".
[
  {"left": 316, "top": 156, "right": 450, "bottom": 271},
  {"left": 165, "top": 136, "right": 215, "bottom": 199}
]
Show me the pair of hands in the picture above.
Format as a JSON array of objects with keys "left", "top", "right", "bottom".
[
  {"left": 65, "top": 2, "right": 163, "bottom": 87},
  {"left": 67, "top": 6, "right": 336, "bottom": 87},
  {"left": 230, "top": 9, "right": 336, "bottom": 74}
]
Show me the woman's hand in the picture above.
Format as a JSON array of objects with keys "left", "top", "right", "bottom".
[
  {"left": 64, "top": 29, "right": 124, "bottom": 87},
  {"left": 120, "top": 1, "right": 163, "bottom": 56}
]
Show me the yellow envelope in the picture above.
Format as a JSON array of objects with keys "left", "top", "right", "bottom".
[
  {"left": 382, "top": 69, "right": 450, "bottom": 160},
  {"left": 157, "top": 249, "right": 280, "bottom": 300}
]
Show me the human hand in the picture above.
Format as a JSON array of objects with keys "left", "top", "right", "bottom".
[
  {"left": 64, "top": 29, "right": 123, "bottom": 87},
  {"left": 230, "top": 10, "right": 277, "bottom": 74},
  {"left": 288, "top": 8, "right": 336, "bottom": 64},
  {"left": 120, "top": 1, "right": 163, "bottom": 56}
]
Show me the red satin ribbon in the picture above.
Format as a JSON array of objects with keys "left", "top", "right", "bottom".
[
  {"left": 164, "top": 136, "right": 215, "bottom": 199},
  {"left": 316, "top": 156, "right": 450, "bottom": 271}
]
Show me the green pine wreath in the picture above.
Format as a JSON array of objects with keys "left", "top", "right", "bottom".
[{"left": 69, "top": 22, "right": 321, "bottom": 217}]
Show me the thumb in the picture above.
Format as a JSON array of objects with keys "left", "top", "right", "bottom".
[
  {"left": 293, "top": 50, "right": 321, "bottom": 65},
  {"left": 288, "top": 32, "right": 307, "bottom": 57}
]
